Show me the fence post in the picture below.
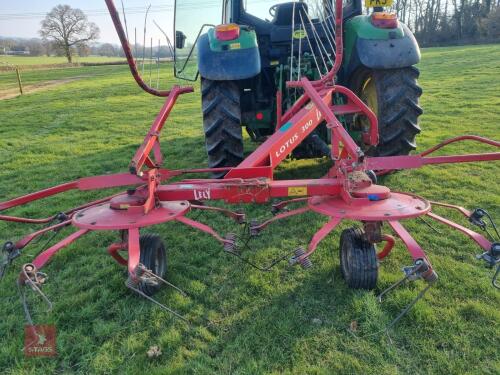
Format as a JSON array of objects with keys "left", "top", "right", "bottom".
[{"left": 15, "top": 66, "right": 23, "bottom": 95}]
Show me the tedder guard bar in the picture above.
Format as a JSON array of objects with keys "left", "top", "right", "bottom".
[{"left": 1, "top": 0, "right": 499, "bottom": 326}]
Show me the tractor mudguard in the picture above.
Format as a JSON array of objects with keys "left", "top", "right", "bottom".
[
  {"left": 342, "top": 15, "right": 420, "bottom": 78},
  {"left": 197, "top": 28, "right": 261, "bottom": 81}
]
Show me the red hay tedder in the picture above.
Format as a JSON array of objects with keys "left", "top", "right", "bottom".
[{"left": 1, "top": 0, "right": 499, "bottom": 327}]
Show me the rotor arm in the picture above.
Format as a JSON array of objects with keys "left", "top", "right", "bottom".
[{"left": 366, "top": 135, "right": 500, "bottom": 172}]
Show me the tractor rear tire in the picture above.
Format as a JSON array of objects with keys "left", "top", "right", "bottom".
[
  {"left": 339, "top": 227, "right": 378, "bottom": 290},
  {"left": 201, "top": 78, "right": 244, "bottom": 178},
  {"left": 137, "top": 234, "right": 167, "bottom": 296},
  {"left": 351, "top": 67, "right": 423, "bottom": 157}
]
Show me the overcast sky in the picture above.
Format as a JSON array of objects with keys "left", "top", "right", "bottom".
[
  {"left": 0, "top": 1, "right": 284, "bottom": 45},
  {"left": 0, "top": 0, "right": 179, "bottom": 44}
]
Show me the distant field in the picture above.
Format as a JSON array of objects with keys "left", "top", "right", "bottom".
[
  {"left": 0, "top": 55, "right": 126, "bottom": 66},
  {"left": 0, "top": 44, "right": 499, "bottom": 374}
]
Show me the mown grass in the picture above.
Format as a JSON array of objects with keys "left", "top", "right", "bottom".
[
  {"left": 0, "top": 56, "right": 126, "bottom": 66},
  {"left": 0, "top": 44, "right": 499, "bottom": 374}
]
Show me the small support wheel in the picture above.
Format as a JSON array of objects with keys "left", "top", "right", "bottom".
[
  {"left": 137, "top": 234, "right": 167, "bottom": 296},
  {"left": 339, "top": 227, "right": 378, "bottom": 290}
]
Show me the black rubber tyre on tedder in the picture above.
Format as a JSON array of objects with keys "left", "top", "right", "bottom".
[
  {"left": 201, "top": 78, "right": 244, "bottom": 178},
  {"left": 137, "top": 233, "right": 167, "bottom": 296},
  {"left": 339, "top": 227, "right": 378, "bottom": 290}
]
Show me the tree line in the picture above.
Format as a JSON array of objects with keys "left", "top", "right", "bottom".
[
  {"left": 0, "top": 37, "right": 174, "bottom": 60},
  {"left": 390, "top": 0, "right": 499, "bottom": 45},
  {"left": 1, "top": 1, "right": 499, "bottom": 61}
]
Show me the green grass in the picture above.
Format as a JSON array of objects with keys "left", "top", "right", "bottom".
[
  {"left": 0, "top": 55, "right": 126, "bottom": 66},
  {"left": 0, "top": 44, "right": 499, "bottom": 374}
]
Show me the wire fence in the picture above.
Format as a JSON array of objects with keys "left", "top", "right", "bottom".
[{"left": 0, "top": 62, "right": 23, "bottom": 95}]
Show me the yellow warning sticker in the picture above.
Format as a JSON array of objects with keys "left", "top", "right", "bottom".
[
  {"left": 229, "top": 42, "right": 241, "bottom": 50},
  {"left": 365, "top": 0, "right": 393, "bottom": 7},
  {"left": 288, "top": 187, "right": 307, "bottom": 196}
]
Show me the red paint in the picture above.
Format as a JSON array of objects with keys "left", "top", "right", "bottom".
[
  {"left": 377, "top": 235, "right": 396, "bottom": 260},
  {"left": 0, "top": 0, "right": 498, "bottom": 302}
]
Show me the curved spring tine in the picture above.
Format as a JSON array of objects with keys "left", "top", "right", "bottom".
[
  {"left": 17, "top": 273, "right": 53, "bottom": 326},
  {"left": 492, "top": 266, "right": 500, "bottom": 290},
  {"left": 377, "top": 263, "right": 423, "bottom": 303},
  {"left": 385, "top": 282, "right": 434, "bottom": 331},
  {"left": 125, "top": 281, "right": 189, "bottom": 324},
  {"left": 139, "top": 265, "right": 188, "bottom": 297}
]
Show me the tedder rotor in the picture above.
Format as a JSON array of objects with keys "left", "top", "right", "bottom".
[{"left": 1, "top": 0, "right": 499, "bottom": 329}]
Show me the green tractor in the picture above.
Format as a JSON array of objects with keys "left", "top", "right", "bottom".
[{"left": 174, "top": 0, "right": 422, "bottom": 176}]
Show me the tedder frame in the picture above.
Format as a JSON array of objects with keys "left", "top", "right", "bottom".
[{"left": 1, "top": 0, "right": 499, "bottom": 326}]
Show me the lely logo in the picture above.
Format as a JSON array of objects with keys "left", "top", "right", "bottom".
[
  {"left": 24, "top": 325, "right": 56, "bottom": 357},
  {"left": 194, "top": 188, "right": 211, "bottom": 201}
]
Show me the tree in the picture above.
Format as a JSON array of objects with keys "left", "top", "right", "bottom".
[
  {"left": 77, "top": 43, "right": 91, "bottom": 57},
  {"left": 483, "top": 6, "right": 500, "bottom": 39},
  {"left": 26, "top": 39, "right": 45, "bottom": 56},
  {"left": 39, "top": 5, "right": 99, "bottom": 63},
  {"left": 97, "top": 43, "right": 116, "bottom": 57}
]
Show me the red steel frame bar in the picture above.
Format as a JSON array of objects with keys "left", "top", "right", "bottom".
[
  {"left": 15, "top": 220, "right": 72, "bottom": 250},
  {"left": 420, "top": 135, "right": 500, "bottom": 156},
  {"left": 291, "top": 78, "right": 365, "bottom": 161},
  {"left": 129, "top": 86, "right": 193, "bottom": 174},
  {"left": 428, "top": 201, "right": 471, "bottom": 219},
  {"left": 127, "top": 228, "right": 141, "bottom": 277},
  {"left": 175, "top": 216, "right": 229, "bottom": 245},
  {"left": 108, "top": 242, "right": 128, "bottom": 266},
  {"left": 104, "top": 0, "right": 192, "bottom": 98},
  {"left": 388, "top": 220, "right": 431, "bottom": 264},
  {"left": 426, "top": 212, "right": 492, "bottom": 250},
  {"left": 302, "top": 217, "right": 342, "bottom": 260},
  {"left": 367, "top": 135, "right": 500, "bottom": 172},
  {"left": 0, "top": 0, "right": 498, "bottom": 285},
  {"left": 251, "top": 206, "right": 311, "bottom": 233},
  {"left": 32, "top": 229, "right": 89, "bottom": 269},
  {"left": 377, "top": 234, "right": 396, "bottom": 260},
  {"left": 0, "top": 192, "right": 124, "bottom": 224}
]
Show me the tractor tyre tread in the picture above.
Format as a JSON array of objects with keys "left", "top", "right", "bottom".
[
  {"left": 201, "top": 78, "right": 243, "bottom": 178},
  {"left": 372, "top": 67, "right": 423, "bottom": 157}
]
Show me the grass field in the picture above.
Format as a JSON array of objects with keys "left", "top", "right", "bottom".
[
  {"left": 0, "top": 44, "right": 499, "bottom": 374},
  {"left": 0, "top": 55, "right": 126, "bottom": 67}
]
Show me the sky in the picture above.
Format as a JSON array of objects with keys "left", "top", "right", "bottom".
[
  {"left": 0, "top": 0, "right": 219, "bottom": 44},
  {"left": 0, "top": 1, "right": 299, "bottom": 45}
]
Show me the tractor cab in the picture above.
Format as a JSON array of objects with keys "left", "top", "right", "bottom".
[{"left": 174, "top": 0, "right": 422, "bottom": 176}]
